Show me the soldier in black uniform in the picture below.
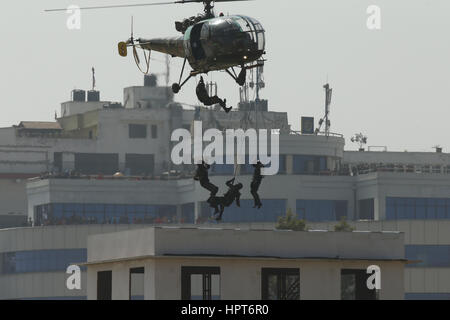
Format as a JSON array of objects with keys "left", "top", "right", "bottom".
[
  {"left": 250, "top": 161, "right": 264, "bottom": 209},
  {"left": 194, "top": 161, "right": 219, "bottom": 196},
  {"left": 208, "top": 178, "right": 243, "bottom": 221},
  {"left": 196, "top": 76, "right": 232, "bottom": 113}
]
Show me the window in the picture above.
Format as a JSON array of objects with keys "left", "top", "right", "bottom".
[
  {"left": 385, "top": 197, "right": 450, "bottom": 220},
  {"left": 296, "top": 200, "right": 348, "bottom": 222},
  {"left": 35, "top": 203, "right": 177, "bottom": 226},
  {"left": 293, "top": 155, "right": 327, "bottom": 174},
  {"left": 97, "top": 271, "right": 112, "bottom": 300},
  {"left": 240, "top": 155, "right": 287, "bottom": 175},
  {"left": 0, "top": 249, "right": 87, "bottom": 274},
  {"left": 129, "top": 124, "right": 147, "bottom": 139},
  {"left": 181, "top": 267, "right": 220, "bottom": 300},
  {"left": 261, "top": 268, "right": 300, "bottom": 300},
  {"left": 359, "top": 199, "right": 374, "bottom": 220},
  {"left": 181, "top": 203, "right": 195, "bottom": 224},
  {"left": 341, "top": 269, "right": 377, "bottom": 300},
  {"left": 151, "top": 125, "right": 158, "bottom": 139},
  {"left": 74, "top": 153, "right": 119, "bottom": 175},
  {"left": 129, "top": 267, "right": 145, "bottom": 300},
  {"left": 405, "top": 293, "right": 450, "bottom": 300},
  {"left": 210, "top": 155, "right": 235, "bottom": 175},
  {"left": 405, "top": 245, "right": 450, "bottom": 268},
  {"left": 125, "top": 154, "right": 155, "bottom": 176},
  {"left": 54, "top": 152, "right": 62, "bottom": 172},
  {"left": 203, "top": 199, "right": 286, "bottom": 223}
]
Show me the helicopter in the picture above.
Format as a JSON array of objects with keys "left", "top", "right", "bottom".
[{"left": 46, "top": 0, "right": 266, "bottom": 95}]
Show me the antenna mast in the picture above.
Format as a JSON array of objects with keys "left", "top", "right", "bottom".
[
  {"left": 91, "top": 67, "right": 96, "bottom": 91},
  {"left": 323, "top": 83, "right": 332, "bottom": 137},
  {"left": 315, "top": 83, "right": 333, "bottom": 136}
]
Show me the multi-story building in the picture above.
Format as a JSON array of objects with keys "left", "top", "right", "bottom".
[
  {"left": 0, "top": 75, "right": 449, "bottom": 299},
  {"left": 85, "top": 227, "right": 406, "bottom": 300}
]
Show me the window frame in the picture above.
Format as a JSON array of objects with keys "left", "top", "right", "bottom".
[
  {"left": 341, "top": 269, "right": 377, "bottom": 300},
  {"left": 261, "top": 268, "right": 300, "bottom": 300},
  {"left": 128, "top": 124, "right": 147, "bottom": 139},
  {"left": 97, "top": 270, "right": 113, "bottom": 300},
  {"left": 129, "top": 267, "right": 145, "bottom": 300},
  {"left": 181, "top": 266, "right": 220, "bottom": 300}
]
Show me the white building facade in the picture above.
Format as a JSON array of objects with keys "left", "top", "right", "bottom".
[{"left": 0, "top": 77, "right": 449, "bottom": 299}]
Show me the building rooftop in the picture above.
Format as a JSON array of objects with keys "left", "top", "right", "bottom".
[
  {"left": 86, "top": 226, "right": 406, "bottom": 265},
  {"left": 16, "top": 121, "right": 62, "bottom": 130}
]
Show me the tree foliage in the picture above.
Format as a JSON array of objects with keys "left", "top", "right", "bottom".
[
  {"left": 276, "top": 208, "right": 307, "bottom": 231},
  {"left": 334, "top": 216, "right": 355, "bottom": 232}
]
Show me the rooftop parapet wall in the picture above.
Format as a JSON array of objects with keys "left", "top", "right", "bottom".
[
  {"left": 344, "top": 150, "right": 450, "bottom": 166},
  {"left": 87, "top": 227, "right": 405, "bottom": 264},
  {"left": 279, "top": 134, "right": 345, "bottom": 158}
]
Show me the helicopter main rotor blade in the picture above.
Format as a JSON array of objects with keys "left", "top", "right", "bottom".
[
  {"left": 45, "top": 0, "right": 254, "bottom": 12},
  {"left": 44, "top": 2, "right": 177, "bottom": 12},
  {"left": 176, "top": 0, "right": 253, "bottom": 2}
]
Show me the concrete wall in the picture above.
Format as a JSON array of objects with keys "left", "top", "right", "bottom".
[
  {"left": 344, "top": 150, "right": 450, "bottom": 166},
  {"left": 306, "top": 220, "right": 450, "bottom": 296},
  {"left": 85, "top": 227, "right": 405, "bottom": 300},
  {"left": 0, "top": 225, "right": 153, "bottom": 300},
  {"left": 26, "top": 171, "right": 450, "bottom": 223},
  {"left": 0, "top": 179, "right": 28, "bottom": 216},
  {"left": 87, "top": 227, "right": 405, "bottom": 263},
  {"left": 87, "top": 257, "right": 404, "bottom": 300}
]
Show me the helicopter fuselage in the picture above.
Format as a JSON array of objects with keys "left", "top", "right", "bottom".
[{"left": 137, "top": 15, "right": 265, "bottom": 73}]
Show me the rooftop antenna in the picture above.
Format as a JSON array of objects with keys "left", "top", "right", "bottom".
[
  {"left": 315, "top": 83, "right": 333, "bottom": 136},
  {"left": 91, "top": 67, "right": 96, "bottom": 91},
  {"left": 351, "top": 133, "right": 368, "bottom": 151},
  {"left": 324, "top": 83, "right": 332, "bottom": 136},
  {"left": 255, "top": 63, "right": 265, "bottom": 101}
]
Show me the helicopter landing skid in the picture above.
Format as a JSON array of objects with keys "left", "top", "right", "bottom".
[
  {"left": 172, "top": 58, "right": 193, "bottom": 94},
  {"left": 226, "top": 66, "right": 247, "bottom": 86}
]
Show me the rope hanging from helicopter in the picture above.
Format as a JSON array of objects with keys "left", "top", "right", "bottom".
[
  {"left": 129, "top": 16, "right": 151, "bottom": 75},
  {"left": 132, "top": 45, "right": 151, "bottom": 75}
]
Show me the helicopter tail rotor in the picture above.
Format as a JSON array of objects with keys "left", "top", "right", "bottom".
[{"left": 118, "top": 17, "right": 151, "bottom": 75}]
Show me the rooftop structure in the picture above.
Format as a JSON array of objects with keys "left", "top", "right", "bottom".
[
  {"left": 85, "top": 227, "right": 406, "bottom": 300},
  {"left": 0, "top": 76, "right": 449, "bottom": 300}
]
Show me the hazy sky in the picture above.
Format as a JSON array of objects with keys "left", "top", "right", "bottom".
[{"left": 1, "top": 0, "right": 449, "bottom": 152}]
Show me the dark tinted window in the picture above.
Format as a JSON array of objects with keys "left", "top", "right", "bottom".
[
  {"left": 261, "top": 268, "right": 300, "bottom": 300},
  {"left": 293, "top": 155, "right": 327, "bottom": 174},
  {"left": 181, "top": 267, "right": 220, "bottom": 300},
  {"left": 359, "top": 199, "right": 374, "bottom": 220},
  {"left": 386, "top": 197, "right": 450, "bottom": 220},
  {"left": 296, "top": 200, "right": 348, "bottom": 222},
  {"left": 405, "top": 245, "right": 450, "bottom": 268},
  {"left": 125, "top": 154, "right": 154, "bottom": 176},
  {"left": 34, "top": 203, "right": 177, "bottom": 226},
  {"left": 129, "top": 124, "right": 147, "bottom": 139},
  {"left": 341, "top": 269, "right": 377, "bottom": 300},
  {"left": 74, "top": 153, "right": 119, "bottom": 175},
  {"left": 202, "top": 199, "right": 286, "bottom": 223},
  {"left": 97, "top": 271, "right": 112, "bottom": 300},
  {"left": 0, "top": 249, "right": 87, "bottom": 274},
  {"left": 151, "top": 125, "right": 158, "bottom": 139},
  {"left": 54, "top": 152, "right": 62, "bottom": 172}
]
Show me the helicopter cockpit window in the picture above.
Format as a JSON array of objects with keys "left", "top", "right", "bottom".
[
  {"left": 235, "top": 16, "right": 265, "bottom": 53},
  {"left": 209, "top": 19, "right": 241, "bottom": 36}
]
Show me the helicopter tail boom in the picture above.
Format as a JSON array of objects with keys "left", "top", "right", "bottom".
[{"left": 137, "top": 37, "right": 186, "bottom": 58}]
